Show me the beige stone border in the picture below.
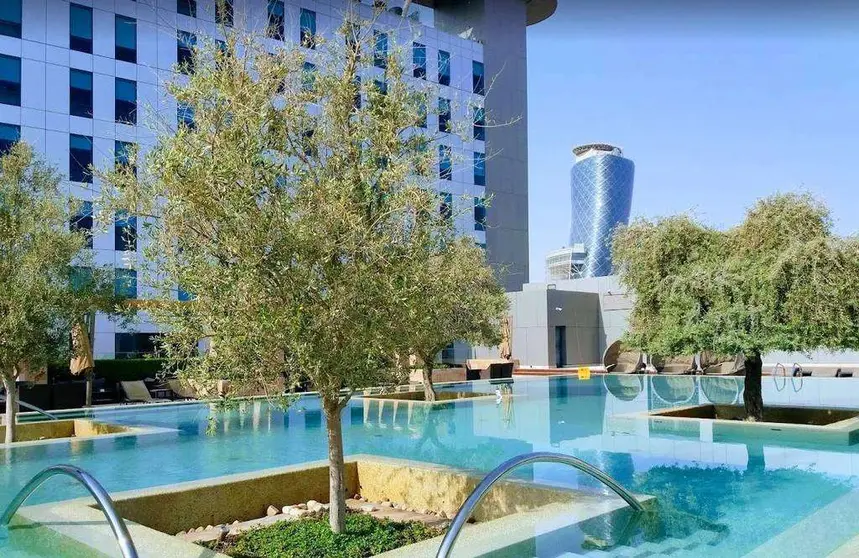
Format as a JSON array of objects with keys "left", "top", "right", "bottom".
[
  {"left": 16, "top": 454, "right": 651, "bottom": 558},
  {"left": 0, "top": 419, "right": 175, "bottom": 449}
]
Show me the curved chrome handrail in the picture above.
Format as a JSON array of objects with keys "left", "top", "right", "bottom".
[
  {"left": 0, "top": 464, "right": 138, "bottom": 558},
  {"left": 435, "top": 452, "right": 644, "bottom": 558},
  {"left": 0, "top": 394, "right": 59, "bottom": 421}
]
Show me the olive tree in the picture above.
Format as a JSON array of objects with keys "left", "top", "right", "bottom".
[
  {"left": 101, "top": 11, "right": 478, "bottom": 531},
  {"left": 612, "top": 193, "right": 859, "bottom": 420},
  {"left": 403, "top": 232, "right": 508, "bottom": 401},
  {"left": 0, "top": 143, "right": 118, "bottom": 442}
]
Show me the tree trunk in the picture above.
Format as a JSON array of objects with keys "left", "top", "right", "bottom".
[
  {"left": 2, "top": 372, "right": 17, "bottom": 444},
  {"left": 85, "top": 369, "right": 93, "bottom": 408},
  {"left": 421, "top": 354, "right": 436, "bottom": 403},
  {"left": 743, "top": 352, "right": 763, "bottom": 421},
  {"left": 322, "top": 396, "right": 346, "bottom": 534}
]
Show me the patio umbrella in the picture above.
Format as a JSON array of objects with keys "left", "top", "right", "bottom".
[
  {"left": 70, "top": 321, "right": 94, "bottom": 376},
  {"left": 14, "top": 360, "right": 47, "bottom": 384},
  {"left": 499, "top": 316, "right": 512, "bottom": 360}
]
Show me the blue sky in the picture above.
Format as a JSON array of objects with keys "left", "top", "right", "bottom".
[{"left": 524, "top": 4, "right": 859, "bottom": 281}]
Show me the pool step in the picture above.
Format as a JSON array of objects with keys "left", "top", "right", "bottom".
[{"left": 570, "top": 527, "right": 723, "bottom": 557}]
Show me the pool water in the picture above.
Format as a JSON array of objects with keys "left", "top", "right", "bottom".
[{"left": 3, "top": 375, "right": 859, "bottom": 557}]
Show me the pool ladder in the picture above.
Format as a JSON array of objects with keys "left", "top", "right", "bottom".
[
  {"left": 0, "top": 393, "right": 59, "bottom": 421},
  {"left": 435, "top": 451, "right": 645, "bottom": 558},
  {"left": 0, "top": 464, "right": 138, "bottom": 558}
]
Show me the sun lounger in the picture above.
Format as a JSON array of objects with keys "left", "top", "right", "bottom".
[
  {"left": 701, "top": 353, "right": 745, "bottom": 376},
  {"left": 602, "top": 340, "right": 644, "bottom": 374},
  {"left": 166, "top": 379, "right": 199, "bottom": 400},
  {"left": 120, "top": 381, "right": 171, "bottom": 404},
  {"left": 649, "top": 354, "right": 699, "bottom": 375}
]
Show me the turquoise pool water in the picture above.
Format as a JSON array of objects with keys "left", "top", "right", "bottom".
[{"left": 3, "top": 374, "right": 859, "bottom": 556}]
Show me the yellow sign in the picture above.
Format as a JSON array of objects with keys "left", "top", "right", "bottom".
[{"left": 578, "top": 367, "right": 591, "bottom": 380}]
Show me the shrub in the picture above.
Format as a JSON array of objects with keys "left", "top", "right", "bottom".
[{"left": 204, "top": 513, "right": 443, "bottom": 558}]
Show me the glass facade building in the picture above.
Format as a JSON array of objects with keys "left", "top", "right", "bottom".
[
  {"left": 0, "top": 0, "right": 555, "bottom": 357},
  {"left": 568, "top": 144, "right": 635, "bottom": 278}
]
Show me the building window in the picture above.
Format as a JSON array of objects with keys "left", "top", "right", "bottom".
[
  {"left": 473, "top": 106, "right": 486, "bottom": 141},
  {"left": 413, "top": 42, "right": 426, "bottom": 79},
  {"left": 439, "top": 191, "right": 452, "bottom": 220},
  {"left": 267, "top": 0, "right": 284, "bottom": 40},
  {"left": 115, "top": 269, "right": 138, "bottom": 299},
  {"left": 0, "top": 122, "right": 19, "bottom": 154},
  {"left": 216, "top": 0, "right": 233, "bottom": 27},
  {"left": 302, "top": 62, "right": 316, "bottom": 92},
  {"left": 352, "top": 76, "right": 361, "bottom": 109},
  {"left": 374, "top": 79, "right": 387, "bottom": 95},
  {"left": 474, "top": 152, "right": 486, "bottom": 186},
  {"left": 115, "top": 78, "right": 137, "bottom": 125},
  {"left": 177, "top": 0, "right": 196, "bottom": 17},
  {"left": 474, "top": 197, "right": 487, "bottom": 231},
  {"left": 0, "top": 55, "right": 21, "bottom": 107},
  {"left": 300, "top": 9, "right": 316, "bottom": 49},
  {"left": 177, "top": 31, "right": 196, "bottom": 73},
  {"left": 438, "top": 98, "right": 451, "bottom": 133},
  {"left": 115, "top": 211, "right": 137, "bottom": 252},
  {"left": 177, "top": 102, "right": 195, "bottom": 129},
  {"left": 178, "top": 286, "right": 194, "bottom": 302},
  {"left": 115, "top": 15, "right": 137, "bottom": 63},
  {"left": 441, "top": 343, "right": 455, "bottom": 361},
  {"left": 69, "top": 69, "right": 93, "bottom": 118},
  {"left": 417, "top": 101, "right": 427, "bottom": 128},
  {"left": 439, "top": 145, "right": 452, "bottom": 180},
  {"left": 374, "top": 31, "right": 388, "bottom": 69},
  {"left": 69, "top": 4, "right": 93, "bottom": 54},
  {"left": 69, "top": 134, "right": 93, "bottom": 183},
  {"left": 438, "top": 50, "right": 450, "bottom": 86},
  {"left": 70, "top": 200, "right": 93, "bottom": 249},
  {"left": 115, "top": 332, "right": 162, "bottom": 359},
  {"left": 473, "top": 61, "right": 485, "bottom": 95},
  {"left": 0, "top": 1, "right": 21, "bottom": 39},
  {"left": 115, "top": 141, "right": 135, "bottom": 176}
]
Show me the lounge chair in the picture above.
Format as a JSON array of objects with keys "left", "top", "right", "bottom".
[
  {"left": 701, "top": 353, "right": 745, "bottom": 376},
  {"left": 792, "top": 365, "right": 853, "bottom": 378},
  {"left": 649, "top": 354, "right": 699, "bottom": 375},
  {"left": 120, "top": 381, "right": 171, "bottom": 404},
  {"left": 465, "top": 359, "right": 511, "bottom": 380},
  {"left": 602, "top": 340, "right": 644, "bottom": 374},
  {"left": 166, "top": 379, "right": 199, "bottom": 400}
]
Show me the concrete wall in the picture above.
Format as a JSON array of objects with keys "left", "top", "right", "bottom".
[
  {"left": 434, "top": 0, "right": 531, "bottom": 291},
  {"left": 498, "top": 276, "right": 633, "bottom": 367},
  {"left": 546, "top": 290, "right": 600, "bottom": 367}
]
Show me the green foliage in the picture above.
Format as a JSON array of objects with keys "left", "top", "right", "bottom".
[
  {"left": 99, "top": 11, "right": 482, "bottom": 531},
  {"left": 0, "top": 143, "right": 125, "bottom": 440},
  {"left": 0, "top": 143, "right": 85, "bottom": 378},
  {"left": 612, "top": 193, "right": 859, "bottom": 358},
  {"left": 100, "top": 20, "right": 464, "bottom": 404},
  {"left": 204, "top": 513, "right": 443, "bottom": 558},
  {"left": 401, "top": 232, "right": 509, "bottom": 395}
]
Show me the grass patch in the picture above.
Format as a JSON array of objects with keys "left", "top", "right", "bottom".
[{"left": 202, "top": 512, "right": 443, "bottom": 558}]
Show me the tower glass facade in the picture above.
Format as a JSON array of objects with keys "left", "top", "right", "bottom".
[
  {"left": 0, "top": 0, "right": 556, "bottom": 357},
  {"left": 568, "top": 144, "right": 634, "bottom": 278}
]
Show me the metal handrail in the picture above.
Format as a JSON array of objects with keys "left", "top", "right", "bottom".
[
  {"left": 0, "top": 464, "right": 138, "bottom": 558},
  {"left": 435, "top": 451, "right": 644, "bottom": 558},
  {"left": 0, "top": 394, "right": 59, "bottom": 421}
]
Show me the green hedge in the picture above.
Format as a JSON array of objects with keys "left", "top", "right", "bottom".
[{"left": 50, "top": 359, "right": 171, "bottom": 383}]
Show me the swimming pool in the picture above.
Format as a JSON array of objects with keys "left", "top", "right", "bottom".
[{"left": 3, "top": 374, "right": 859, "bottom": 556}]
